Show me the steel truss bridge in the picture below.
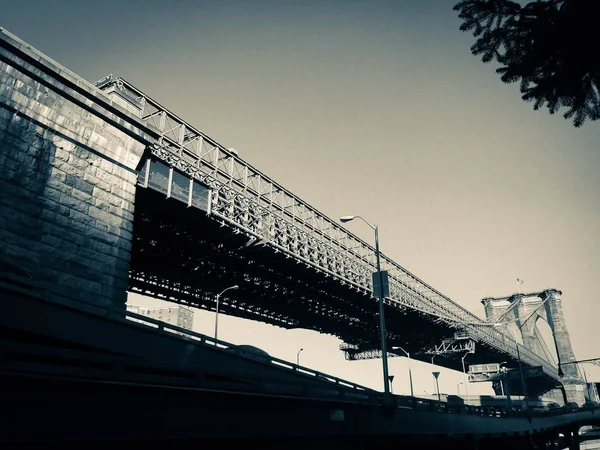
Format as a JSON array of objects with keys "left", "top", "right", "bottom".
[{"left": 97, "top": 76, "right": 561, "bottom": 394}]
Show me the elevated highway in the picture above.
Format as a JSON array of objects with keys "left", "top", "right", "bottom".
[{"left": 1, "top": 275, "right": 598, "bottom": 448}]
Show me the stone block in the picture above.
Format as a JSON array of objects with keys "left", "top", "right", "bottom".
[
  {"left": 0, "top": 228, "right": 19, "bottom": 245},
  {"left": 0, "top": 31, "right": 155, "bottom": 313},
  {"left": 83, "top": 224, "right": 120, "bottom": 247},
  {"left": 91, "top": 185, "right": 121, "bottom": 207},
  {"left": 113, "top": 206, "right": 134, "bottom": 223},
  {"left": 65, "top": 174, "right": 95, "bottom": 196},
  {"left": 5, "top": 242, "right": 41, "bottom": 264},
  {"left": 33, "top": 241, "right": 65, "bottom": 259},
  {"left": 68, "top": 185, "right": 93, "bottom": 204},
  {"left": 117, "top": 238, "right": 132, "bottom": 252},
  {"left": 69, "top": 208, "right": 95, "bottom": 226}
]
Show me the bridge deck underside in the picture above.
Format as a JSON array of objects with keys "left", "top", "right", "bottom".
[{"left": 129, "top": 189, "right": 556, "bottom": 386}]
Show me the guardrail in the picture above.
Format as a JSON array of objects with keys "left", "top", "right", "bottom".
[
  {"left": 120, "top": 308, "right": 377, "bottom": 395},
  {"left": 3, "top": 335, "right": 595, "bottom": 423},
  {"left": 2, "top": 303, "right": 596, "bottom": 422},
  {"left": 2, "top": 270, "right": 587, "bottom": 423},
  {"left": 0, "top": 266, "right": 376, "bottom": 400},
  {"left": 394, "top": 395, "right": 600, "bottom": 420},
  {"left": 118, "top": 311, "right": 596, "bottom": 420},
  {"left": 0, "top": 338, "right": 377, "bottom": 404}
]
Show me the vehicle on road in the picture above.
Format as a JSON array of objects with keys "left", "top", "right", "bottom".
[{"left": 234, "top": 345, "right": 272, "bottom": 363}]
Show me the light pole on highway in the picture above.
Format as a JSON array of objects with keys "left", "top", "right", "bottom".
[
  {"left": 461, "top": 321, "right": 529, "bottom": 410},
  {"left": 393, "top": 345, "right": 414, "bottom": 397},
  {"left": 581, "top": 365, "right": 591, "bottom": 402},
  {"left": 431, "top": 354, "right": 440, "bottom": 395},
  {"left": 558, "top": 357, "right": 600, "bottom": 403},
  {"left": 498, "top": 361, "right": 507, "bottom": 396},
  {"left": 461, "top": 350, "right": 472, "bottom": 405},
  {"left": 340, "top": 215, "right": 391, "bottom": 395},
  {"left": 296, "top": 347, "right": 304, "bottom": 366},
  {"left": 493, "top": 323, "right": 529, "bottom": 410},
  {"left": 214, "top": 285, "right": 239, "bottom": 340},
  {"left": 432, "top": 371, "right": 441, "bottom": 403}
]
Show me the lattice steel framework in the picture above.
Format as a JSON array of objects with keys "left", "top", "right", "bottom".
[
  {"left": 98, "top": 76, "right": 559, "bottom": 380},
  {"left": 425, "top": 338, "right": 477, "bottom": 356},
  {"left": 560, "top": 358, "right": 600, "bottom": 368},
  {"left": 339, "top": 344, "right": 407, "bottom": 361}
]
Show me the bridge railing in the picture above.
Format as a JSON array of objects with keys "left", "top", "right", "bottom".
[
  {"left": 395, "top": 395, "right": 599, "bottom": 420},
  {"left": 122, "top": 309, "right": 378, "bottom": 397},
  {"left": 0, "top": 269, "right": 589, "bottom": 420},
  {"left": 0, "top": 269, "right": 380, "bottom": 404},
  {"left": 100, "top": 78, "right": 556, "bottom": 377},
  {"left": 4, "top": 335, "right": 595, "bottom": 423},
  {"left": 1, "top": 337, "right": 379, "bottom": 405}
]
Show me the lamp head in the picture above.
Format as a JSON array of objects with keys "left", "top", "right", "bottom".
[
  {"left": 340, "top": 216, "right": 355, "bottom": 223},
  {"left": 231, "top": 285, "right": 239, "bottom": 290}
]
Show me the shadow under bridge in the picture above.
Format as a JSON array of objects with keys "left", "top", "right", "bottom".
[{"left": 129, "top": 158, "right": 461, "bottom": 361}]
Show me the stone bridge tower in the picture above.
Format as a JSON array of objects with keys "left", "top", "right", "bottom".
[
  {"left": 0, "top": 28, "right": 154, "bottom": 314},
  {"left": 481, "top": 289, "right": 585, "bottom": 405}
]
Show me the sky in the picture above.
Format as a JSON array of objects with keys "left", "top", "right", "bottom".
[{"left": 3, "top": 0, "right": 599, "bottom": 397}]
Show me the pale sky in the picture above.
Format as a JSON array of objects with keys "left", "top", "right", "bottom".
[{"left": 4, "top": 0, "right": 599, "bottom": 396}]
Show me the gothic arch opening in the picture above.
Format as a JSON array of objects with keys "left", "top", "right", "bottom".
[
  {"left": 507, "top": 322, "right": 524, "bottom": 346},
  {"left": 534, "top": 315, "right": 558, "bottom": 365}
]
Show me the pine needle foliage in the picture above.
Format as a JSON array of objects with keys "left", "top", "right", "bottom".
[{"left": 453, "top": 0, "right": 599, "bottom": 127}]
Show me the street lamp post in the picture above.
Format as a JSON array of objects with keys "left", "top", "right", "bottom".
[
  {"left": 296, "top": 348, "right": 304, "bottom": 366},
  {"left": 498, "top": 362, "right": 507, "bottom": 396},
  {"left": 432, "top": 371, "right": 441, "bottom": 403},
  {"left": 462, "top": 321, "right": 530, "bottom": 410},
  {"left": 461, "top": 351, "right": 471, "bottom": 405},
  {"left": 499, "top": 366, "right": 513, "bottom": 409},
  {"left": 558, "top": 357, "right": 600, "bottom": 404},
  {"left": 431, "top": 354, "right": 439, "bottom": 395},
  {"left": 393, "top": 346, "right": 414, "bottom": 397},
  {"left": 581, "top": 365, "right": 591, "bottom": 401},
  {"left": 214, "top": 285, "right": 239, "bottom": 340},
  {"left": 565, "top": 363, "right": 594, "bottom": 402},
  {"left": 340, "top": 215, "right": 390, "bottom": 395},
  {"left": 494, "top": 324, "right": 529, "bottom": 410}
]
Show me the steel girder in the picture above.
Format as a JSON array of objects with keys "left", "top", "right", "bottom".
[
  {"left": 340, "top": 339, "right": 477, "bottom": 363},
  {"left": 128, "top": 192, "right": 385, "bottom": 341},
  {"left": 129, "top": 190, "right": 461, "bottom": 357},
  {"left": 560, "top": 358, "right": 600, "bottom": 368},
  {"left": 425, "top": 338, "right": 477, "bottom": 355},
  {"left": 339, "top": 345, "right": 404, "bottom": 361},
  {"left": 99, "top": 77, "right": 559, "bottom": 380}
]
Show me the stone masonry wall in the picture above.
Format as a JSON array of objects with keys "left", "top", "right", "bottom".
[
  {"left": 0, "top": 29, "right": 154, "bottom": 313},
  {"left": 515, "top": 297, "right": 548, "bottom": 363},
  {"left": 541, "top": 290, "right": 586, "bottom": 405}
]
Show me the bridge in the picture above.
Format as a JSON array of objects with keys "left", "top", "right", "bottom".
[
  {"left": 2, "top": 271, "right": 598, "bottom": 448},
  {"left": 0, "top": 26, "right": 596, "bottom": 447}
]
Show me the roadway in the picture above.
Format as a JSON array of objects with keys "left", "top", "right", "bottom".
[
  {"left": 2, "top": 371, "right": 598, "bottom": 449},
  {"left": 1, "top": 273, "right": 598, "bottom": 448}
]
